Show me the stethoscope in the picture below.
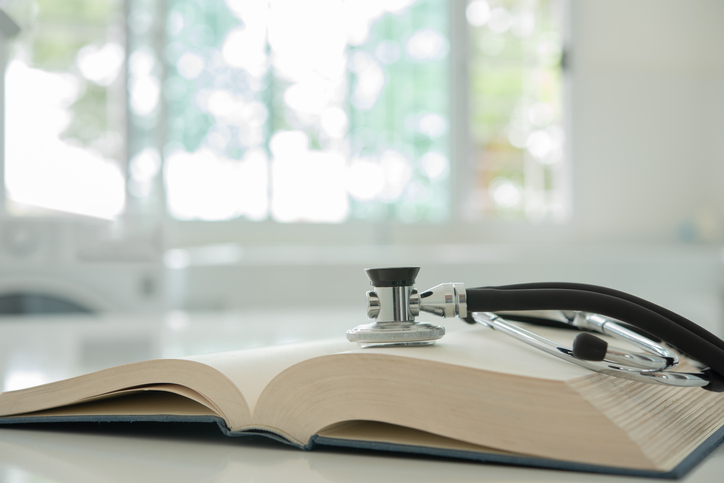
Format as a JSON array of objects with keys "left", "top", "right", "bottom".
[{"left": 346, "top": 267, "right": 724, "bottom": 392}]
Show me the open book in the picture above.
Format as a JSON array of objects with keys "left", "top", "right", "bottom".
[{"left": 1, "top": 325, "right": 723, "bottom": 478}]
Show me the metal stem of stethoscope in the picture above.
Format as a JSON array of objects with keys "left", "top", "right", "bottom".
[
  {"left": 493, "top": 310, "right": 678, "bottom": 371},
  {"left": 471, "top": 312, "right": 707, "bottom": 388},
  {"left": 346, "top": 267, "right": 718, "bottom": 390}
]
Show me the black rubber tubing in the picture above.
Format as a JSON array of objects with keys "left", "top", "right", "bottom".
[
  {"left": 465, "top": 283, "right": 724, "bottom": 382},
  {"left": 489, "top": 282, "right": 724, "bottom": 352}
]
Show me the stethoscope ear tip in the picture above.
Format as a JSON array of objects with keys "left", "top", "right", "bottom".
[
  {"left": 572, "top": 332, "right": 608, "bottom": 362},
  {"left": 703, "top": 369, "right": 724, "bottom": 392}
]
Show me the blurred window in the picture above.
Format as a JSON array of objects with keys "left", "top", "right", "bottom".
[
  {"left": 3, "top": 0, "right": 126, "bottom": 219},
  {"left": 467, "top": 0, "right": 566, "bottom": 221},
  {"left": 157, "top": 0, "right": 450, "bottom": 223},
  {"left": 2, "top": 0, "right": 565, "bottom": 225}
]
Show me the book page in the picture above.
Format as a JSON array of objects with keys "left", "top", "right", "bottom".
[
  {"left": 188, "top": 323, "right": 601, "bottom": 419},
  {"left": 317, "top": 421, "right": 516, "bottom": 454},
  {"left": 0, "top": 359, "right": 246, "bottom": 423},
  {"left": 253, "top": 330, "right": 653, "bottom": 464},
  {"left": 348, "top": 325, "right": 594, "bottom": 381},
  {"left": 184, "top": 339, "right": 351, "bottom": 414},
  {"left": 8, "top": 391, "right": 217, "bottom": 418}
]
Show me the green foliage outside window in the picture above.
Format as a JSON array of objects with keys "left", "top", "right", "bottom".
[{"left": 3, "top": 0, "right": 564, "bottom": 223}]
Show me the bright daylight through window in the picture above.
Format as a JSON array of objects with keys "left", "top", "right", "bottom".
[
  {"left": 3, "top": 0, "right": 126, "bottom": 219},
  {"left": 2, "top": 0, "right": 565, "bottom": 224}
]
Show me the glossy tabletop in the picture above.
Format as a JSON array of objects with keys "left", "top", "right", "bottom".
[{"left": 0, "top": 310, "right": 722, "bottom": 483}]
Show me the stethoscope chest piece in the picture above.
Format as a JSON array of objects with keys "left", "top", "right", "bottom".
[{"left": 346, "top": 267, "right": 466, "bottom": 348}]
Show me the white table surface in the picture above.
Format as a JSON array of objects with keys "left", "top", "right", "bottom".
[{"left": 0, "top": 309, "right": 722, "bottom": 483}]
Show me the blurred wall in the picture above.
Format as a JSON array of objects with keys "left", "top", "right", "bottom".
[
  {"left": 570, "top": 0, "right": 724, "bottom": 243},
  {"left": 167, "top": 244, "right": 723, "bottom": 334}
]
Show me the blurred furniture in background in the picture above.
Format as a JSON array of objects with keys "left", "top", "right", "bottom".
[
  {"left": 0, "top": 217, "right": 164, "bottom": 315},
  {"left": 0, "top": 293, "right": 93, "bottom": 315},
  {"left": 164, "top": 243, "right": 724, "bottom": 336}
]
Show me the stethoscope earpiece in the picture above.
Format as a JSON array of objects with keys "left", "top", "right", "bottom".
[{"left": 572, "top": 332, "right": 608, "bottom": 361}]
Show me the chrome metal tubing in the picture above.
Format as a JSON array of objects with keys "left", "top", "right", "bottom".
[
  {"left": 373, "top": 286, "right": 417, "bottom": 323},
  {"left": 591, "top": 314, "right": 679, "bottom": 369},
  {"left": 472, "top": 312, "right": 708, "bottom": 388},
  {"left": 493, "top": 310, "right": 678, "bottom": 372},
  {"left": 599, "top": 348, "right": 672, "bottom": 372},
  {"left": 419, "top": 283, "right": 467, "bottom": 319}
]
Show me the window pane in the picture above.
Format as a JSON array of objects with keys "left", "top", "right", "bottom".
[
  {"left": 467, "top": 0, "right": 565, "bottom": 221},
  {"left": 3, "top": 0, "right": 126, "bottom": 219},
  {"left": 159, "top": 0, "right": 450, "bottom": 223}
]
